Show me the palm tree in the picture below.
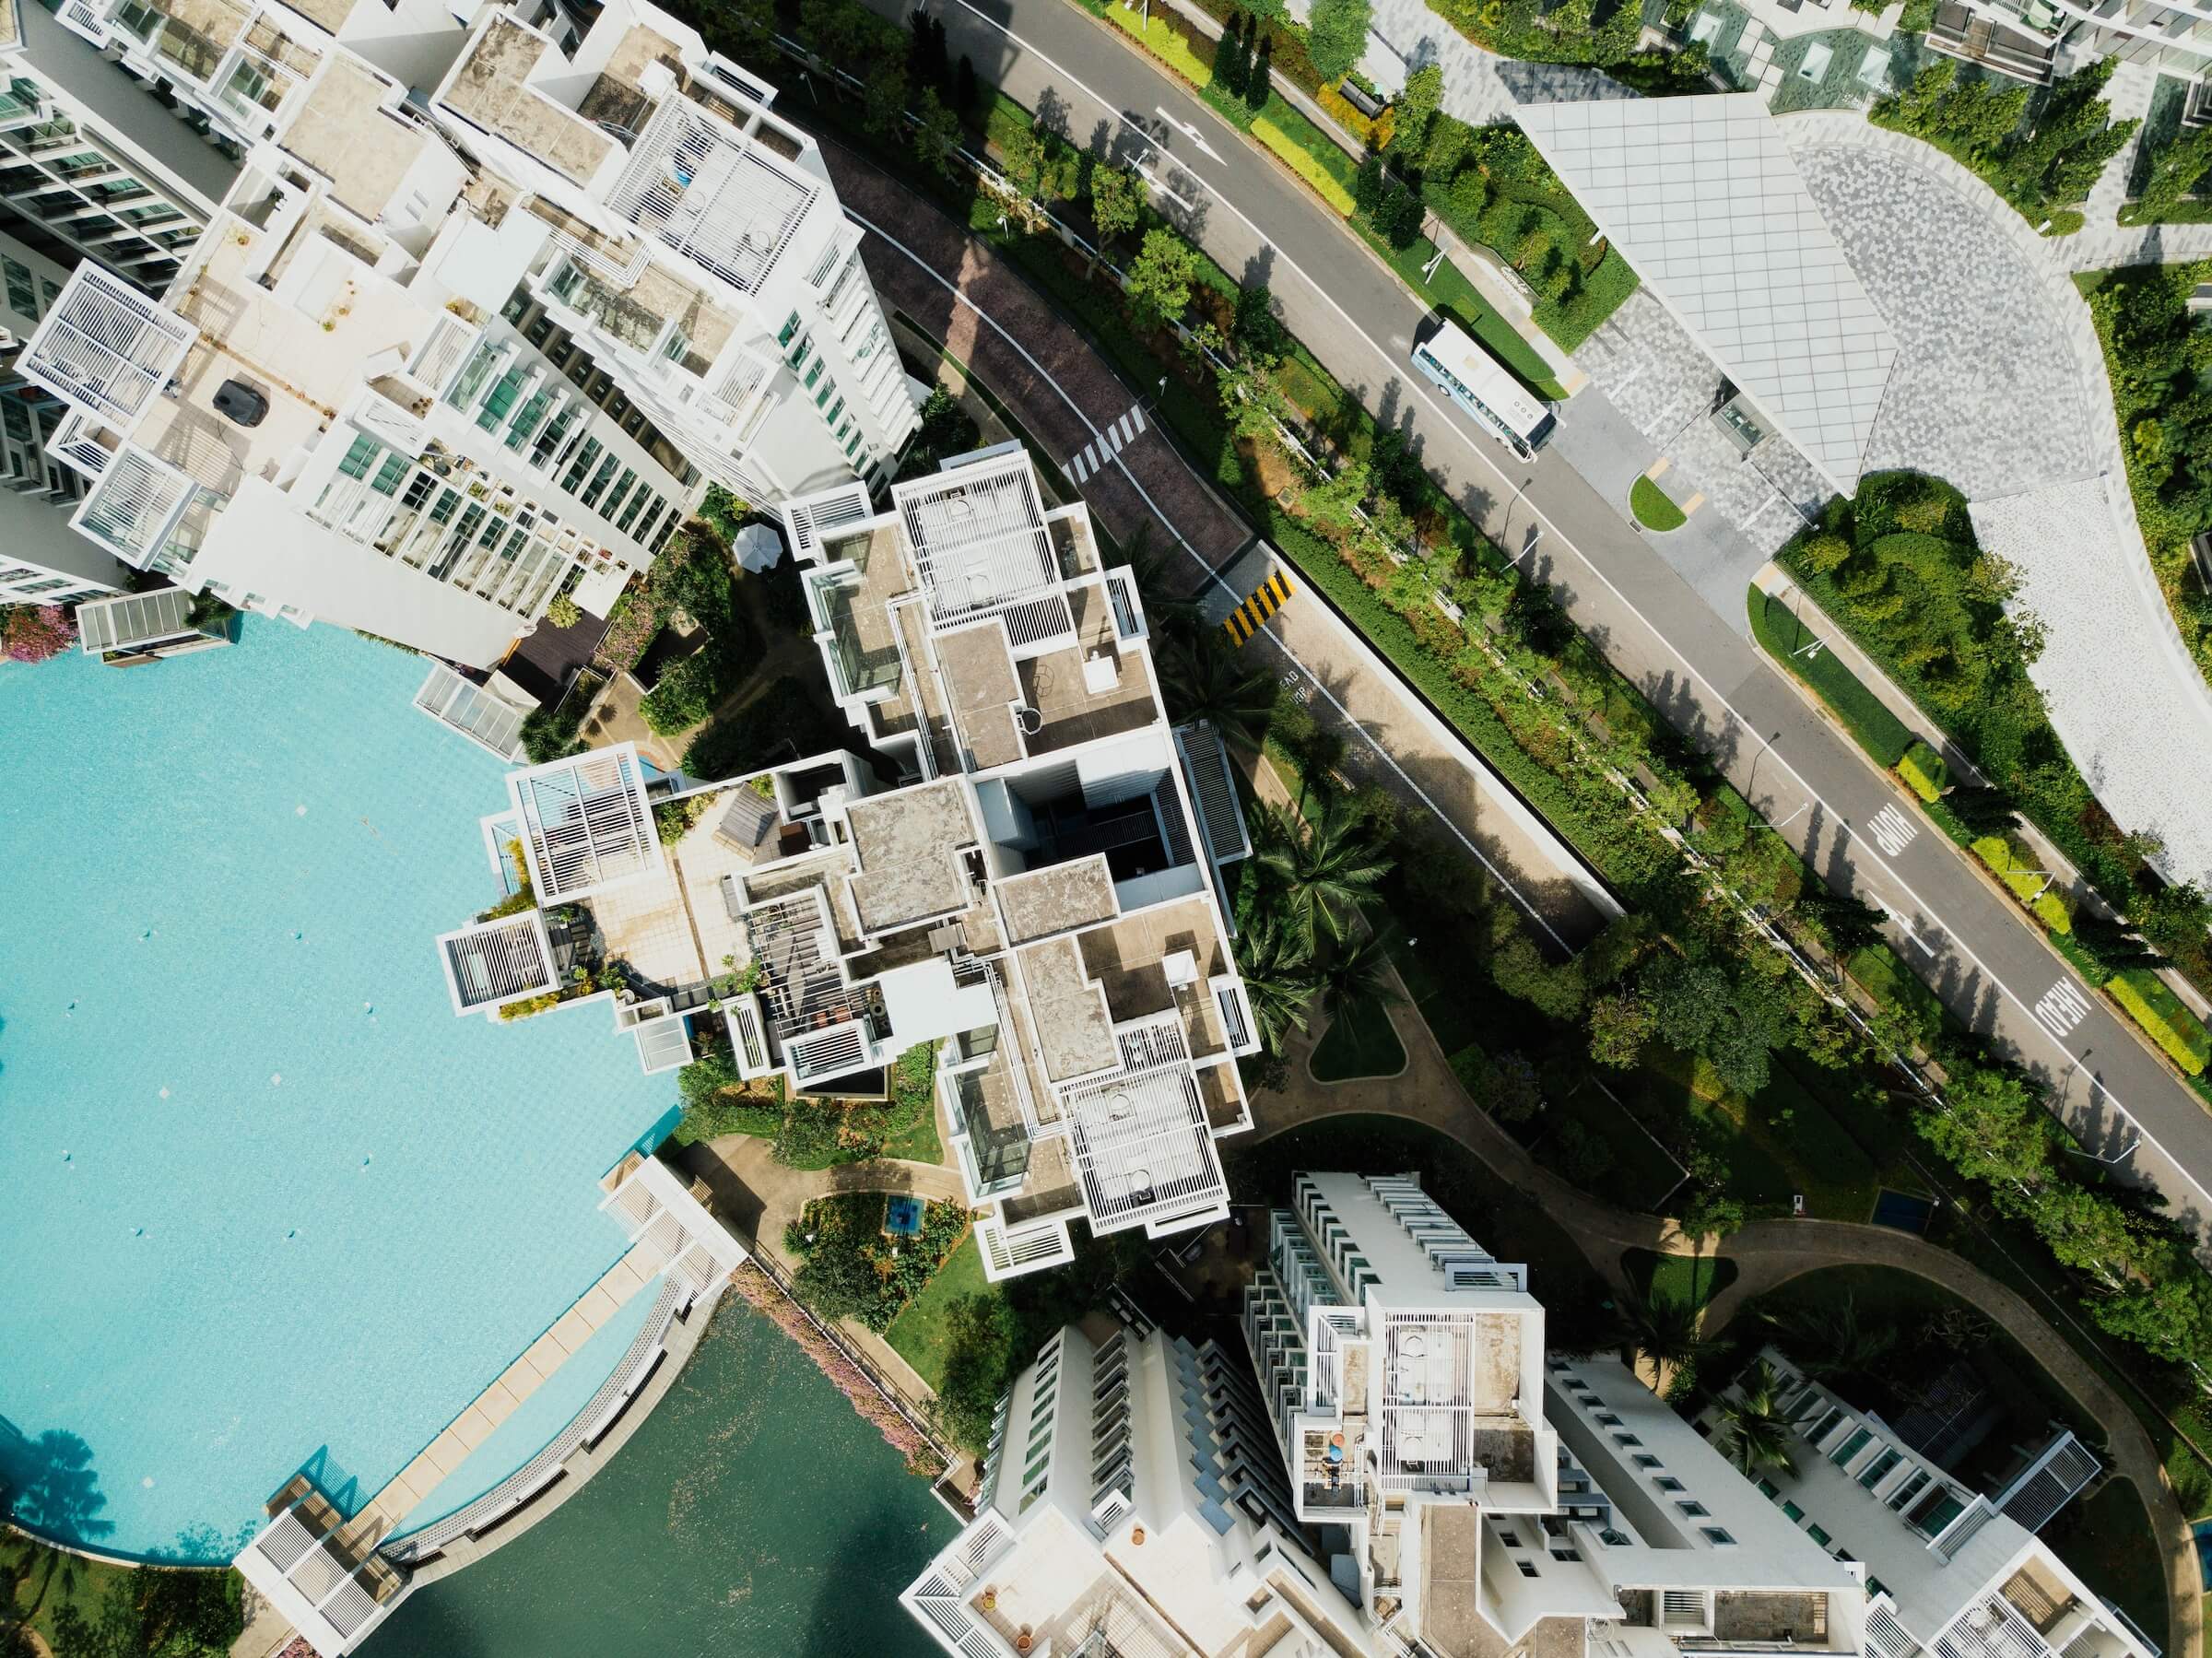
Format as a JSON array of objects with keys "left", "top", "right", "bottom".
[
  {"left": 1255, "top": 795, "right": 1391, "bottom": 947},
  {"left": 1616, "top": 1282, "right": 1720, "bottom": 1390},
  {"left": 1760, "top": 1293, "right": 1897, "bottom": 1384},
  {"left": 1710, "top": 1358, "right": 1800, "bottom": 1479},
  {"left": 1233, "top": 909, "right": 1320, "bottom": 1053},
  {"left": 1318, "top": 927, "right": 1402, "bottom": 1028},
  {"left": 1115, "top": 524, "right": 1204, "bottom": 641},
  {"left": 1161, "top": 632, "right": 1275, "bottom": 756}
]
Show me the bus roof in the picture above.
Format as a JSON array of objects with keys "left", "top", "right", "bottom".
[{"left": 1417, "top": 323, "right": 1549, "bottom": 438}]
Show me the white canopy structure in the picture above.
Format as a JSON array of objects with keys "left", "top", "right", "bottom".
[
  {"left": 506, "top": 741, "right": 665, "bottom": 902},
  {"left": 1517, "top": 94, "right": 1899, "bottom": 493}
]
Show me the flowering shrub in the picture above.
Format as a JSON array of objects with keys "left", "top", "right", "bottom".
[{"left": 2, "top": 604, "right": 76, "bottom": 663}]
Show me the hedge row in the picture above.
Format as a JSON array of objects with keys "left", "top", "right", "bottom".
[
  {"left": 1270, "top": 517, "right": 1668, "bottom": 894},
  {"left": 2111, "top": 968, "right": 2212, "bottom": 1076},
  {"left": 1972, "top": 834, "right": 2074, "bottom": 935},
  {"left": 1846, "top": 944, "right": 1947, "bottom": 1040},
  {"left": 1897, "top": 740, "right": 1948, "bottom": 803},
  {"left": 1747, "top": 587, "right": 1912, "bottom": 767},
  {"left": 1253, "top": 112, "right": 1358, "bottom": 212}
]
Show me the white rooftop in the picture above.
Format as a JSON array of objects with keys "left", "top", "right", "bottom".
[{"left": 1517, "top": 94, "right": 1899, "bottom": 492}]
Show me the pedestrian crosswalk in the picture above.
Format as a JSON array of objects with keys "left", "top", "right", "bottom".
[
  {"left": 1223, "top": 570, "right": 1295, "bottom": 645},
  {"left": 1066, "top": 404, "right": 1147, "bottom": 483}
]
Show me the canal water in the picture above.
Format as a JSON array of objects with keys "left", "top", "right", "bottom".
[{"left": 363, "top": 1299, "right": 955, "bottom": 1657}]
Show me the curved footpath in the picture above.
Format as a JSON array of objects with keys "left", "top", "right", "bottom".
[{"left": 1255, "top": 982, "right": 2198, "bottom": 1658}]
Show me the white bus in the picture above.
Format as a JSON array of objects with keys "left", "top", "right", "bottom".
[{"left": 1410, "top": 321, "right": 1554, "bottom": 460}]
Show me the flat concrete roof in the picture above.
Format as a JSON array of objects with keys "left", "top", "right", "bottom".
[{"left": 845, "top": 779, "right": 975, "bottom": 935}]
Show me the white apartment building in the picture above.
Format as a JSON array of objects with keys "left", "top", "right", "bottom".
[
  {"left": 434, "top": 448, "right": 1263, "bottom": 1268},
  {"left": 0, "top": 0, "right": 235, "bottom": 290},
  {"left": 1921, "top": 0, "right": 2212, "bottom": 85},
  {"left": 423, "top": 0, "right": 919, "bottom": 500},
  {"left": 903, "top": 1170, "right": 1884, "bottom": 1658},
  {"left": 1709, "top": 1354, "right": 2158, "bottom": 1658},
  {"left": 901, "top": 1315, "right": 1381, "bottom": 1658},
  {"left": 13, "top": 0, "right": 913, "bottom": 662},
  {"left": 0, "top": 220, "right": 120, "bottom": 602}
]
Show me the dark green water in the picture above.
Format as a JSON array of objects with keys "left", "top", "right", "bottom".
[{"left": 363, "top": 1301, "right": 954, "bottom": 1658}]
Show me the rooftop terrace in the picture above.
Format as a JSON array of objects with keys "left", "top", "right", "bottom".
[
  {"left": 845, "top": 779, "right": 976, "bottom": 935},
  {"left": 440, "top": 14, "right": 616, "bottom": 185}
]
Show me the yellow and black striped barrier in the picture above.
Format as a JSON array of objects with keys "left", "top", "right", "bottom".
[{"left": 1222, "top": 570, "right": 1295, "bottom": 646}]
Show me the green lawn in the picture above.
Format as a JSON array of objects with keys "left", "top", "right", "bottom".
[
  {"left": 7, "top": 1532, "right": 133, "bottom": 1650},
  {"left": 1630, "top": 475, "right": 1687, "bottom": 532},
  {"left": 880, "top": 1042, "right": 945, "bottom": 1163},
  {"left": 1747, "top": 584, "right": 1913, "bottom": 768},
  {"left": 1310, "top": 1000, "right": 1407, "bottom": 1080},
  {"left": 1622, "top": 1247, "right": 1738, "bottom": 1310},
  {"left": 885, "top": 1233, "right": 994, "bottom": 1393}
]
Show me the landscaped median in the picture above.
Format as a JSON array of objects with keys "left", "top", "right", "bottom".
[
  {"left": 1066, "top": 0, "right": 1583, "bottom": 389},
  {"left": 1747, "top": 584, "right": 1911, "bottom": 766},
  {"left": 1630, "top": 475, "right": 1686, "bottom": 532}
]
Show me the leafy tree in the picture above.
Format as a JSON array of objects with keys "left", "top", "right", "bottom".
[
  {"left": 1246, "top": 30, "right": 1272, "bottom": 112},
  {"left": 1761, "top": 1292, "right": 1898, "bottom": 1383},
  {"left": 1303, "top": 459, "right": 1371, "bottom": 530},
  {"left": 1232, "top": 282, "right": 1289, "bottom": 364},
  {"left": 956, "top": 53, "right": 978, "bottom": 114},
  {"left": 1677, "top": 1186, "right": 1747, "bottom": 1242},
  {"left": 1389, "top": 63, "right": 1443, "bottom": 159},
  {"left": 1587, "top": 990, "right": 1655, "bottom": 1068},
  {"left": 1254, "top": 794, "right": 1392, "bottom": 945},
  {"left": 1215, "top": 11, "right": 1250, "bottom": 100},
  {"left": 2136, "top": 879, "right": 2212, "bottom": 957},
  {"left": 1491, "top": 930, "right": 1588, "bottom": 1021},
  {"left": 1125, "top": 227, "right": 1198, "bottom": 328},
  {"left": 863, "top": 58, "right": 911, "bottom": 138},
  {"left": 1489, "top": 1050, "right": 1543, "bottom": 1123},
  {"left": 2089, "top": 1270, "right": 2212, "bottom": 1371},
  {"left": 713, "top": 0, "right": 777, "bottom": 62},
  {"left": 1917, "top": 1060, "right": 2052, "bottom": 1193},
  {"left": 1088, "top": 164, "right": 1147, "bottom": 243},
  {"left": 997, "top": 116, "right": 1043, "bottom": 194},
  {"left": 911, "top": 87, "right": 962, "bottom": 179},
  {"left": 931, "top": 1292, "right": 1018, "bottom": 1451},
  {"left": 803, "top": 0, "right": 881, "bottom": 67},
  {"left": 1306, "top": 0, "right": 1371, "bottom": 80},
  {"left": 1710, "top": 1358, "right": 1799, "bottom": 1478},
  {"left": 2137, "top": 123, "right": 2212, "bottom": 218}
]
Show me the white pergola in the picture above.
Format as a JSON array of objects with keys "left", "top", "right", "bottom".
[
  {"left": 505, "top": 740, "right": 664, "bottom": 902},
  {"left": 435, "top": 910, "right": 559, "bottom": 1016},
  {"left": 17, "top": 264, "right": 196, "bottom": 428}
]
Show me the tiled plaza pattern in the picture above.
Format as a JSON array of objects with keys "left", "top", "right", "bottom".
[
  {"left": 1570, "top": 288, "right": 1828, "bottom": 555},
  {"left": 1973, "top": 480, "right": 2212, "bottom": 893},
  {"left": 1785, "top": 126, "right": 2103, "bottom": 500},
  {"left": 1360, "top": 0, "right": 1635, "bottom": 115}
]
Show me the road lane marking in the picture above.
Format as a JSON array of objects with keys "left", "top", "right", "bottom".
[
  {"left": 2034, "top": 978, "right": 2095, "bottom": 1042},
  {"left": 1867, "top": 804, "right": 1919, "bottom": 859},
  {"left": 1153, "top": 103, "right": 1222, "bottom": 163},
  {"left": 1066, "top": 401, "right": 1147, "bottom": 482}
]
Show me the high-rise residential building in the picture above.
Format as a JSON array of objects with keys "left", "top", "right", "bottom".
[
  {"left": 900, "top": 1314, "right": 1380, "bottom": 1658},
  {"left": 777, "top": 446, "right": 1262, "bottom": 1276},
  {"left": 904, "top": 1169, "right": 1883, "bottom": 1658},
  {"left": 0, "top": 0, "right": 236, "bottom": 291},
  {"left": 1709, "top": 1353, "right": 2157, "bottom": 1658},
  {"left": 13, "top": 0, "right": 915, "bottom": 663},
  {"left": 0, "top": 219, "right": 117, "bottom": 603},
  {"left": 434, "top": 447, "right": 1263, "bottom": 1269}
]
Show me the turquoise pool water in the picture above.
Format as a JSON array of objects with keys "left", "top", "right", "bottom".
[{"left": 0, "top": 623, "right": 674, "bottom": 1562}]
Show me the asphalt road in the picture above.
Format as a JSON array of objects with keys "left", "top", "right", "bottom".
[{"left": 838, "top": 0, "right": 2212, "bottom": 1230}]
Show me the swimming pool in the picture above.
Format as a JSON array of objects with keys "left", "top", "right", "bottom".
[{"left": 0, "top": 622, "right": 674, "bottom": 1562}]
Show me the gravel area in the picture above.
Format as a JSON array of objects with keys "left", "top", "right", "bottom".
[{"left": 1971, "top": 480, "right": 2212, "bottom": 893}]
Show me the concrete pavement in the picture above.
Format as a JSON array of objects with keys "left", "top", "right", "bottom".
[{"left": 833, "top": 0, "right": 2212, "bottom": 1231}]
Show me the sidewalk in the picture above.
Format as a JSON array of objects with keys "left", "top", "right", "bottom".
[{"left": 1758, "top": 564, "right": 2212, "bottom": 1021}]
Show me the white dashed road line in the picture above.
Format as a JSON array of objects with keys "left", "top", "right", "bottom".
[{"left": 1066, "top": 402, "right": 1147, "bottom": 483}]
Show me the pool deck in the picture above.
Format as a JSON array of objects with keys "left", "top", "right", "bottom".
[{"left": 345, "top": 1245, "right": 660, "bottom": 1539}]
